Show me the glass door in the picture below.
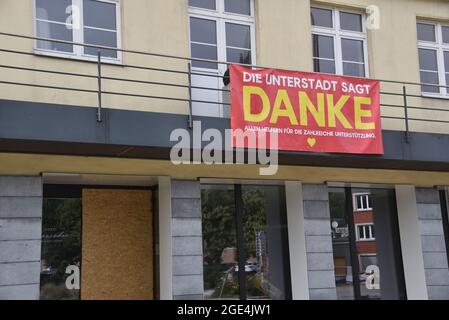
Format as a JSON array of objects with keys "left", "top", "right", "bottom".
[{"left": 329, "top": 187, "right": 407, "bottom": 300}]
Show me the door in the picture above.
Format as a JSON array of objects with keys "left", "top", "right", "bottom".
[{"left": 81, "top": 189, "right": 153, "bottom": 300}]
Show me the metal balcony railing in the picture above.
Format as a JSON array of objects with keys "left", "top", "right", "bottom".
[{"left": 1, "top": 31, "right": 449, "bottom": 143}]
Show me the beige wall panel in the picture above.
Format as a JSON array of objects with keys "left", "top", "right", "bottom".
[
  {"left": 1, "top": 153, "right": 449, "bottom": 187},
  {"left": 1, "top": 0, "right": 449, "bottom": 130},
  {"left": 81, "top": 189, "right": 153, "bottom": 300}
]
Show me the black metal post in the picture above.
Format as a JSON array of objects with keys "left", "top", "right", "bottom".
[
  {"left": 438, "top": 190, "right": 449, "bottom": 269},
  {"left": 345, "top": 187, "right": 362, "bottom": 300},
  {"left": 234, "top": 184, "right": 246, "bottom": 300},
  {"left": 403, "top": 85, "right": 409, "bottom": 143},
  {"left": 187, "top": 62, "right": 193, "bottom": 129},
  {"left": 97, "top": 51, "right": 103, "bottom": 123}
]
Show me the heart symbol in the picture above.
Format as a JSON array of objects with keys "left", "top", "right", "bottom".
[{"left": 307, "top": 138, "right": 316, "bottom": 147}]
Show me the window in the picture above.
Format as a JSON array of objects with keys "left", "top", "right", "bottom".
[
  {"left": 188, "top": 0, "right": 255, "bottom": 117},
  {"left": 34, "top": 0, "right": 121, "bottom": 61},
  {"left": 329, "top": 188, "right": 406, "bottom": 300},
  {"left": 40, "top": 186, "right": 82, "bottom": 300},
  {"left": 417, "top": 22, "right": 449, "bottom": 95},
  {"left": 311, "top": 7, "right": 368, "bottom": 77},
  {"left": 354, "top": 193, "right": 371, "bottom": 211},
  {"left": 188, "top": 0, "right": 255, "bottom": 69},
  {"left": 201, "top": 184, "right": 291, "bottom": 300},
  {"left": 357, "top": 224, "right": 375, "bottom": 241}
]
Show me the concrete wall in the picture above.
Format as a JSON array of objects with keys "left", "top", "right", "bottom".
[
  {"left": 0, "top": 176, "right": 42, "bottom": 300},
  {"left": 416, "top": 188, "right": 449, "bottom": 299},
  {"left": 171, "top": 180, "right": 204, "bottom": 300},
  {"left": 1, "top": 0, "right": 449, "bottom": 133},
  {"left": 302, "top": 184, "right": 337, "bottom": 300}
]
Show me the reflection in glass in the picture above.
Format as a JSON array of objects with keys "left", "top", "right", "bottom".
[
  {"left": 242, "top": 185, "right": 290, "bottom": 300},
  {"left": 340, "top": 12, "right": 363, "bottom": 32},
  {"left": 417, "top": 23, "right": 436, "bottom": 42},
  {"left": 330, "top": 188, "right": 406, "bottom": 300},
  {"left": 83, "top": 0, "right": 117, "bottom": 30},
  {"left": 189, "top": 0, "right": 216, "bottom": 10},
  {"left": 313, "top": 34, "right": 335, "bottom": 59},
  {"left": 443, "top": 26, "right": 449, "bottom": 44},
  {"left": 202, "top": 185, "right": 238, "bottom": 299},
  {"left": 36, "top": 20, "right": 73, "bottom": 53},
  {"left": 311, "top": 7, "right": 333, "bottom": 28},
  {"left": 202, "top": 184, "right": 290, "bottom": 300},
  {"left": 40, "top": 198, "right": 81, "bottom": 300},
  {"left": 225, "top": 0, "right": 251, "bottom": 16},
  {"left": 83, "top": 29, "right": 118, "bottom": 58},
  {"left": 329, "top": 189, "right": 355, "bottom": 300}
]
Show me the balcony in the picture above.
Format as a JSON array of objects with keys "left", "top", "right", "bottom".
[{"left": 1, "top": 32, "right": 449, "bottom": 171}]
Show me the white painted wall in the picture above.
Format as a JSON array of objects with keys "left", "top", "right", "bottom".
[
  {"left": 395, "top": 185, "right": 428, "bottom": 300},
  {"left": 285, "top": 181, "right": 310, "bottom": 299}
]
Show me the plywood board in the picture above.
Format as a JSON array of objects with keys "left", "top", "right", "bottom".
[{"left": 81, "top": 189, "right": 153, "bottom": 300}]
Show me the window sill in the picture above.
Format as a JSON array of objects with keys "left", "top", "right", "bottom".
[
  {"left": 354, "top": 209, "right": 372, "bottom": 212},
  {"left": 421, "top": 92, "right": 449, "bottom": 100},
  {"left": 33, "top": 49, "right": 123, "bottom": 66}
]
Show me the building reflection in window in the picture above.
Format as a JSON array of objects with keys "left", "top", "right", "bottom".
[
  {"left": 201, "top": 184, "right": 291, "bottom": 300},
  {"left": 40, "top": 197, "right": 82, "bottom": 300},
  {"left": 329, "top": 187, "right": 406, "bottom": 300}
]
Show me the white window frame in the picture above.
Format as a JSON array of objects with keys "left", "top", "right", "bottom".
[
  {"left": 356, "top": 223, "right": 375, "bottom": 241},
  {"left": 188, "top": 0, "right": 256, "bottom": 73},
  {"left": 311, "top": 5, "right": 369, "bottom": 78},
  {"left": 417, "top": 21, "right": 449, "bottom": 98},
  {"left": 353, "top": 192, "right": 372, "bottom": 212},
  {"left": 33, "top": 0, "right": 122, "bottom": 63}
]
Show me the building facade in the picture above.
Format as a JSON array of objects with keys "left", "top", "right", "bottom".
[{"left": 0, "top": 0, "right": 449, "bottom": 300}]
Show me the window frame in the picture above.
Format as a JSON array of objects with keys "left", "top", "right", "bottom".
[
  {"left": 188, "top": 0, "right": 256, "bottom": 73},
  {"left": 353, "top": 192, "right": 372, "bottom": 212},
  {"left": 311, "top": 5, "right": 370, "bottom": 78},
  {"left": 33, "top": 0, "right": 122, "bottom": 63},
  {"left": 356, "top": 223, "right": 375, "bottom": 241},
  {"left": 417, "top": 20, "right": 449, "bottom": 98}
]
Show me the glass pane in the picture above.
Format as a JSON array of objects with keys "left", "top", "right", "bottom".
[
  {"left": 84, "top": 28, "right": 118, "bottom": 58},
  {"left": 330, "top": 188, "right": 355, "bottom": 300},
  {"left": 417, "top": 23, "right": 436, "bottom": 42},
  {"left": 420, "top": 71, "right": 440, "bottom": 93},
  {"left": 202, "top": 185, "right": 238, "bottom": 300},
  {"left": 191, "top": 43, "right": 218, "bottom": 69},
  {"left": 225, "top": 0, "right": 251, "bottom": 15},
  {"left": 445, "top": 51, "right": 449, "bottom": 72},
  {"left": 358, "top": 226, "right": 364, "bottom": 239},
  {"left": 190, "top": 17, "right": 217, "bottom": 45},
  {"left": 340, "top": 12, "right": 362, "bottom": 32},
  {"left": 242, "top": 185, "right": 290, "bottom": 300},
  {"left": 418, "top": 48, "right": 438, "bottom": 71},
  {"left": 313, "top": 34, "right": 334, "bottom": 59},
  {"left": 227, "top": 48, "right": 251, "bottom": 64},
  {"left": 332, "top": 188, "right": 407, "bottom": 300},
  {"left": 36, "top": 0, "right": 72, "bottom": 22},
  {"left": 356, "top": 195, "right": 362, "bottom": 210},
  {"left": 342, "top": 38, "right": 364, "bottom": 62},
  {"left": 189, "top": 0, "right": 216, "bottom": 10},
  {"left": 443, "top": 26, "right": 449, "bottom": 44},
  {"left": 311, "top": 7, "right": 333, "bottom": 28},
  {"left": 36, "top": 20, "right": 73, "bottom": 53},
  {"left": 226, "top": 23, "right": 251, "bottom": 49},
  {"left": 313, "top": 58, "right": 336, "bottom": 74},
  {"left": 343, "top": 62, "right": 365, "bottom": 77},
  {"left": 40, "top": 198, "right": 81, "bottom": 300},
  {"left": 83, "top": 0, "right": 117, "bottom": 30}
]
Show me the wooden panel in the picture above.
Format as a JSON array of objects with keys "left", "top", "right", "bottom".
[{"left": 81, "top": 189, "right": 153, "bottom": 300}]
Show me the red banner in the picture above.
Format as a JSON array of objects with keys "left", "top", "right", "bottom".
[{"left": 230, "top": 65, "right": 384, "bottom": 154}]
